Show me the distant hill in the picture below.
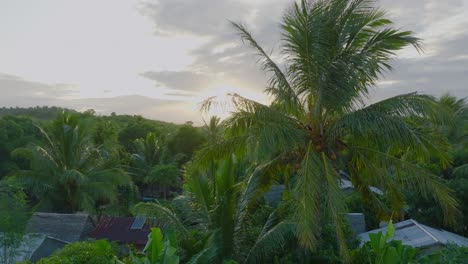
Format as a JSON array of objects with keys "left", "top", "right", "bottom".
[
  {"left": 0, "top": 106, "right": 77, "bottom": 120},
  {"left": 0, "top": 106, "right": 185, "bottom": 134}
]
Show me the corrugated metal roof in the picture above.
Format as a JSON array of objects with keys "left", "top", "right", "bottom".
[
  {"left": 358, "top": 219, "right": 468, "bottom": 248},
  {"left": 26, "top": 212, "right": 94, "bottom": 243},
  {"left": 30, "top": 236, "right": 68, "bottom": 262},
  {"left": 264, "top": 180, "right": 383, "bottom": 207},
  {"left": 0, "top": 233, "right": 67, "bottom": 263},
  {"left": 89, "top": 216, "right": 151, "bottom": 247},
  {"left": 339, "top": 179, "right": 383, "bottom": 195}
]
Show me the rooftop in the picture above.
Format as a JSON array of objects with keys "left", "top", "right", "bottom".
[
  {"left": 89, "top": 216, "right": 152, "bottom": 247},
  {"left": 358, "top": 219, "right": 468, "bottom": 248},
  {"left": 26, "top": 212, "right": 95, "bottom": 243},
  {"left": 0, "top": 233, "right": 67, "bottom": 263}
]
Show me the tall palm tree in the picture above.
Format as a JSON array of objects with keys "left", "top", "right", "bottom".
[
  {"left": 13, "top": 113, "right": 131, "bottom": 213},
  {"left": 202, "top": 116, "right": 223, "bottom": 143},
  {"left": 198, "top": 0, "right": 458, "bottom": 259},
  {"left": 130, "top": 132, "right": 163, "bottom": 184}
]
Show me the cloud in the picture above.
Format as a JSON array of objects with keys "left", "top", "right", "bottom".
[
  {"left": 141, "top": 70, "right": 212, "bottom": 91},
  {"left": 140, "top": 0, "right": 468, "bottom": 102},
  {"left": 138, "top": 0, "right": 253, "bottom": 36},
  {"left": 373, "top": 32, "right": 468, "bottom": 100},
  {"left": 138, "top": 0, "right": 288, "bottom": 93},
  {"left": 2, "top": 0, "right": 466, "bottom": 125},
  {"left": 0, "top": 73, "right": 77, "bottom": 107},
  {"left": 378, "top": 0, "right": 465, "bottom": 32},
  {"left": 0, "top": 73, "right": 200, "bottom": 123},
  {"left": 368, "top": 0, "right": 468, "bottom": 101}
]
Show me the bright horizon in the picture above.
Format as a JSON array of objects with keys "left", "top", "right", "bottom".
[{"left": 1, "top": 0, "right": 467, "bottom": 124}]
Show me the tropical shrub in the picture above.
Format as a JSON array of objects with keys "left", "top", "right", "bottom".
[
  {"left": 351, "top": 222, "right": 418, "bottom": 264},
  {"left": 125, "top": 228, "right": 179, "bottom": 264},
  {"left": 418, "top": 244, "right": 468, "bottom": 264},
  {"left": 0, "top": 182, "right": 30, "bottom": 264},
  {"left": 36, "top": 240, "right": 116, "bottom": 264}
]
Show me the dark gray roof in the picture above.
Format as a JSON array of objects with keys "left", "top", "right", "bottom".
[
  {"left": 26, "top": 212, "right": 95, "bottom": 242},
  {"left": 0, "top": 233, "right": 43, "bottom": 263},
  {"left": 30, "top": 236, "right": 68, "bottom": 262},
  {"left": 347, "top": 213, "right": 366, "bottom": 235},
  {"left": 264, "top": 185, "right": 285, "bottom": 206},
  {"left": 264, "top": 180, "right": 382, "bottom": 207},
  {"left": 358, "top": 219, "right": 468, "bottom": 248},
  {"left": 339, "top": 179, "right": 383, "bottom": 195},
  {"left": 0, "top": 233, "right": 67, "bottom": 263}
]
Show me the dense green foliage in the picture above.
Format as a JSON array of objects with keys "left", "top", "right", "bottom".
[
  {"left": 0, "top": 182, "right": 30, "bottom": 264},
  {"left": 35, "top": 228, "right": 180, "bottom": 264},
  {"left": 418, "top": 244, "right": 468, "bottom": 263},
  {"left": 0, "top": 106, "right": 76, "bottom": 120},
  {"left": 404, "top": 94, "right": 468, "bottom": 235},
  {"left": 126, "top": 228, "right": 180, "bottom": 264},
  {"left": 35, "top": 240, "right": 115, "bottom": 264},
  {"left": 0, "top": 116, "right": 41, "bottom": 177},
  {"left": 1, "top": 0, "right": 468, "bottom": 263}
]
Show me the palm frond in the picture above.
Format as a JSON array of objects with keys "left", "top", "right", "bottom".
[
  {"left": 187, "top": 246, "right": 218, "bottom": 264},
  {"left": 293, "top": 143, "right": 322, "bottom": 250},
  {"left": 133, "top": 202, "right": 189, "bottom": 236},
  {"left": 280, "top": 0, "right": 422, "bottom": 115},
  {"left": 328, "top": 93, "right": 451, "bottom": 165},
  {"left": 224, "top": 95, "right": 306, "bottom": 160},
  {"left": 350, "top": 146, "right": 459, "bottom": 225},
  {"left": 453, "top": 164, "right": 468, "bottom": 178},
  {"left": 235, "top": 156, "right": 286, "bottom": 232},
  {"left": 184, "top": 164, "right": 214, "bottom": 225},
  {"left": 193, "top": 135, "right": 248, "bottom": 169},
  {"left": 231, "top": 22, "right": 302, "bottom": 117},
  {"left": 321, "top": 152, "right": 349, "bottom": 261},
  {"left": 244, "top": 219, "right": 295, "bottom": 264}
]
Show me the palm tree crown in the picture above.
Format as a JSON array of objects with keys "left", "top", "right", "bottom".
[
  {"left": 199, "top": 0, "right": 458, "bottom": 259},
  {"left": 130, "top": 132, "right": 163, "bottom": 183},
  {"left": 13, "top": 113, "right": 131, "bottom": 213}
]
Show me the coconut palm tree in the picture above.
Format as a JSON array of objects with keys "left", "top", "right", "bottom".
[
  {"left": 130, "top": 132, "right": 163, "bottom": 184},
  {"left": 197, "top": 0, "right": 458, "bottom": 260},
  {"left": 13, "top": 112, "right": 131, "bottom": 213},
  {"left": 202, "top": 116, "right": 223, "bottom": 142}
]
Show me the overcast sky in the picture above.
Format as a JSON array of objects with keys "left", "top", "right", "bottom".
[{"left": 1, "top": 0, "right": 467, "bottom": 124}]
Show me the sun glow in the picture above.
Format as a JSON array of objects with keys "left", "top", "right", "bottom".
[{"left": 192, "top": 85, "right": 268, "bottom": 120}]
